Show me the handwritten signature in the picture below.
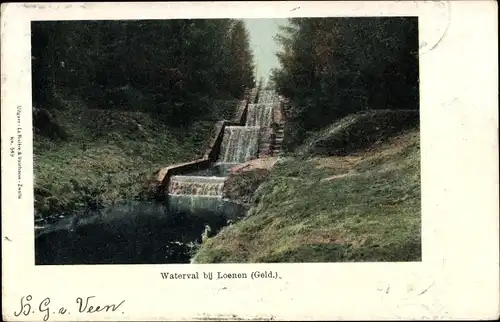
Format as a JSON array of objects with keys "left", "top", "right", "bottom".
[{"left": 13, "top": 295, "right": 125, "bottom": 321}]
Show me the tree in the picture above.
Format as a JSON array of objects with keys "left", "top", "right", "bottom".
[
  {"left": 31, "top": 19, "right": 256, "bottom": 130},
  {"left": 271, "top": 17, "right": 419, "bottom": 146},
  {"left": 227, "top": 20, "right": 256, "bottom": 98}
]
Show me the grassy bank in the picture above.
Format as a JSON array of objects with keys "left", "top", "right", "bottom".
[
  {"left": 193, "top": 128, "right": 421, "bottom": 263},
  {"left": 34, "top": 93, "right": 237, "bottom": 222}
]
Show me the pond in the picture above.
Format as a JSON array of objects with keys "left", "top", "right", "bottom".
[{"left": 34, "top": 197, "right": 247, "bottom": 265}]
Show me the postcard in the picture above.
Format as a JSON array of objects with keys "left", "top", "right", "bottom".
[{"left": 1, "top": 1, "right": 498, "bottom": 321}]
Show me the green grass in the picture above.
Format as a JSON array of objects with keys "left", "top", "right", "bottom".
[
  {"left": 296, "top": 109, "right": 419, "bottom": 156},
  {"left": 222, "top": 169, "right": 271, "bottom": 207},
  {"left": 193, "top": 130, "right": 421, "bottom": 263},
  {"left": 34, "top": 93, "right": 235, "bottom": 220}
]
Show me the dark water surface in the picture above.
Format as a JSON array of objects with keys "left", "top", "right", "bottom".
[{"left": 35, "top": 198, "right": 246, "bottom": 265}]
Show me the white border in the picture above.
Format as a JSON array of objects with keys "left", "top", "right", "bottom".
[{"left": 1, "top": 1, "right": 499, "bottom": 320}]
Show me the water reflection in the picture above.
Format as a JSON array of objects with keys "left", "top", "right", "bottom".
[{"left": 35, "top": 199, "right": 246, "bottom": 265}]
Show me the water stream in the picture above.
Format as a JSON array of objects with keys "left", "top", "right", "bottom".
[
  {"left": 257, "top": 90, "right": 280, "bottom": 104},
  {"left": 246, "top": 103, "right": 274, "bottom": 127},
  {"left": 219, "top": 126, "right": 260, "bottom": 163}
]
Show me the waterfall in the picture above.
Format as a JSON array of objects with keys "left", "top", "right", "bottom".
[
  {"left": 165, "top": 90, "right": 280, "bottom": 219},
  {"left": 168, "top": 194, "right": 224, "bottom": 215},
  {"left": 258, "top": 90, "right": 279, "bottom": 104},
  {"left": 169, "top": 176, "right": 226, "bottom": 196},
  {"left": 167, "top": 176, "right": 226, "bottom": 216},
  {"left": 246, "top": 103, "right": 274, "bottom": 127},
  {"left": 219, "top": 126, "right": 260, "bottom": 163}
]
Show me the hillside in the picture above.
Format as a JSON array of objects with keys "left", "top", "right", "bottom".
[
  {"left": 34, "top": 93, "right": 237, "bottom": 225},
  {"left": 193, "top": 119, "right": 421, "bottom": 263}
]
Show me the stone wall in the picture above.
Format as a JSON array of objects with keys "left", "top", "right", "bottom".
[
  {"left": 233, "top": 99, "right": 248, "bottom": 124},
  {"left": 144, "top": 158, "right": 211, "bottom": 200}
]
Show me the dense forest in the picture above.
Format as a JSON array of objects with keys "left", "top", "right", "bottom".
[
  {"left": 270, "top": 17, "right": 419, "bottom": 148},
  {"left": 32, "top": 19, "right": 255, "bottom": 129},
  {"left": 32, "top": 19, "right": 255, "bottom": 220}
]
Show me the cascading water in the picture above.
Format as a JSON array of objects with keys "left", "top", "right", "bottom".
[
  {"left": 167, "top": 175, "right": 227, "bottom": 215},
  {"left": 246, "top": 103, "right": 274, "bottom": 127},
  {"left": 166, "top": 123, "right": 260, "bottom": 217},
  {"left": 169, "top": 176, "right": 226, "bottom": 196},
  {"left": 168, "top": 194, "right": 223, "bottom": 215},
  {"left": 165, "top": 90, "right": 279, "bottom": 228},
  {"left": 218, "top": 126, "right": 260, "bottom": 163},
  {"left": 258, "top": 90, "right": 279, "bottom": 104}
]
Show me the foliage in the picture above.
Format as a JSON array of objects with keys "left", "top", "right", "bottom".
[
  {"left": 32, "top": 19, "right": 255, "bottom": 129},
  {"left": 270, "top": 17, "right": 419, "bottom": 147}
]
